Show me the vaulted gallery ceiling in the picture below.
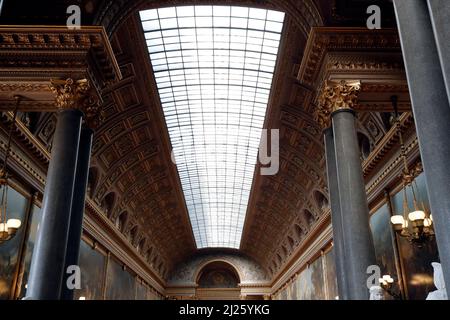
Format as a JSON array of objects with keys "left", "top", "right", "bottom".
[
  {"left": 138, "top": 6, "right": 286, "bottom": 249},
  {"left": 91, "top": 0, "right": 323, "bottom": 276},
  {"left": 0, "top": 0, "right": 399, "bottom": 278}
]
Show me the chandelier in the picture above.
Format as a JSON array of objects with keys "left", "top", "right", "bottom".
[
  {"left": 389, "top": 96, "right": 434, "bottom": 246},
  {"left": 0, "top": 97, "right": 22, "bottom": 244}
]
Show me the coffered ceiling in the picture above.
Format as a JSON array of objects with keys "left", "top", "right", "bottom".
[{"left": 0, "top": 0, "right": 403, "bottom": 278}]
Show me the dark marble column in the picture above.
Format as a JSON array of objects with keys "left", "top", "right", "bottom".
[
  {"left": 393, "top": 0, "right": 450, "bottom": 298},
  {"left": 427, "top": 0, "right": 450, "bottom": 105},
  {"left": 323, "top": 127, "right": 349, "bottom": 300},
  {"left": 60, "top": 127, "right": 93, "bottom": 300},
  {"left": 332, "top": 108, "right": 376, "bottom": 300},
  {"left": 26, "top": 108, "right": 82, "bottom": 299}
]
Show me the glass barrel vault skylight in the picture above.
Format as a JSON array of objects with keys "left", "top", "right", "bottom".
[{"left": 139, "top": 6, "right": 285, "bottom": 248}]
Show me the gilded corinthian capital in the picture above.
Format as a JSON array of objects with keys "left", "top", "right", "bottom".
[
  {"left": 50, "top": 78, "right": 104, "bottom": 130},
  {"left": 315, "top": 80, "right": 361, "bottom": 130},
  {"left": 50, "top": 78, "right": 90, "bottom": 110}
]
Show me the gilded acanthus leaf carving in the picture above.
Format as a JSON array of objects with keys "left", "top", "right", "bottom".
[
  {"left": 316, "top": 80, "right": 361, "bottom": 129},
  {"left": 50, "top": 78, "right": 103, "bottom": 129},
  {"left": 50, "top": 78, "right": 90, "bottom": 110}
]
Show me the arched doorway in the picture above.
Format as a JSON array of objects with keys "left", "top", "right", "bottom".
[{"left": 195, "top": 261, "right": 241, "bottom": 300}]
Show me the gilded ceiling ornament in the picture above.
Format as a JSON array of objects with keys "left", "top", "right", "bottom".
[
  {"left": 81, "top": 96, "right": 104, "bottom": 130},
  {"left": 50, "top": 78, "right": 90, "bottom": 110},
  {"left": 50, "top": 78, "right": 103, "bottom": 130},
  {"left": 316, "top": 80, "right": 361, "bottom": 130},
  {"left": 314, "top": 100, "right": 332, "bottom": 130}
]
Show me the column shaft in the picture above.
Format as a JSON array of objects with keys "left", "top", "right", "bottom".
[
  {"left": 427, "top": 0, "right": 450, "bottom": 106},
  {"left": 61, "top": 127, "right": 93, "bottom": 300},
  {"left": 332, "top": 109, "right": 376, "bottom": 300},
  {"left": 323, "top": 128, "right": 349, "bottom": 300},
  {"left": 26, "top": 109, "right": 82, "bottom": 299},
  {"left": 393, "top": 0, "right": 450, "bottom": 297}
]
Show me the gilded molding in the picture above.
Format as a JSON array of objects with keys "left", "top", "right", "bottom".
[
  {"left": 82, "top": 100, "right": 105, "bottom": 130},
  {"left": 298, "top": 28, "right": 401, "bottom": 87},
  {"left": 0, "top": 26, "right": 122, "bottom": 95},
  {"left": 50, "top": 78, "right": 104, "bottom": 129},
  {"left": 315, "top": 80, "right": 361, "bottom": 129},
  {"left": 50, "top": 78, "right": 91, "bottom": 110}
]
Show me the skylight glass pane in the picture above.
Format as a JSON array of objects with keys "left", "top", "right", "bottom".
[{"left": 140, "top": 6, "right": 284, "bottom": 249}]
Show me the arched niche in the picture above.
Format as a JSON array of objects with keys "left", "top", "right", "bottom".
[
  {"left": 157, "top": 261, "right": 164, "bottom": 273},
  {"left": 87, "top": 167, "right": 98, "bottom": 198},
  {"left": 304, "top": 209, "right": 315, "bottom": 226},
  {"left": 128, "top": 225, "right": 138, "bottom": 245},
  {"left": 151, "top": 254, "right": 158, "bottom": 266},
  {"left": 282, "top": 245, "right": 288, "bottom": 258},
  {"left": 115, "top": 211, "right": 128, "bottom": 232},
  {"left": 313, "top": 190, "right": 329, "bottom": 212},
  {"left": 196, "top": 261, "right": 240, "bottom": 288},
  {"left": 287, "top": 235, "right": 295, "bottom": 249},
  {"left": 277, "top": 253, "right": 282, "bottom": 265},
  {"left": 137, "top": 237, "right": 146, "bottom": 253},
  {"left": 146, "top": 247, "right": 153, "bottom": 262},
  {"left": 272, "top": 259, "right": 278, "bottom": 270},
  {"left": 294, "top": 223, "right": 304, "bottom": 240},
  {"left": 101, "top": 192, "right": 116, "bottom": 217}
]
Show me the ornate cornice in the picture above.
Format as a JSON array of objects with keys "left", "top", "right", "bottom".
[
  {"left": 0, "top": 26, "right": 122, "bottom": 113},
  {"left": 362, "top": 112, "right": 414, "bottom": 178},
  {"left": 315, "top": 80, "right": 361, "bottom": 129},
  {"left": 298, "top": 27, "right": 401, "bottom": 88}
]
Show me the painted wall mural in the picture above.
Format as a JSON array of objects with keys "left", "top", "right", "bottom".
[
  {"left": 324, "top": 249, "right": 338, "bottom": 300},
  {"left": 198, "top": 269, "right": 239, "bottom": 288},
  {"left": 273, "top": 248, "right": 337, "bottom": 300},
  {"left": 0, "top": 188, "right": 29, "bottom": 299},
  {"left": 168, "top": 251, "right": 269, "bottom": 286},
  {"left": 17, "top": 204, "right": 42, "bottom": 299},
  {"left": 369, "top": 203, "right": 399, "bottom": 300},
  {"left": 136, "top": 281, "right": 147, "bottom": 300},
  {"left": 73, "top": 240, "right": 106, "bottom": 300},
  {"left": 105, "top": 257, "right": 136, "bottom": 300}
]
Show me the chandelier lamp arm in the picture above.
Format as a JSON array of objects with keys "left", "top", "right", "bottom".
[{"left": 388, "top": 95, "right": 434, "bottom": 246}]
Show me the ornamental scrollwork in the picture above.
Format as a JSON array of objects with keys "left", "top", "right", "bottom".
[
  {"left": 50, "top": 78, "right": 103, "bottom": 129},
  {"left": 315, "top": 80, "right": 361, "bottom": 130}
]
